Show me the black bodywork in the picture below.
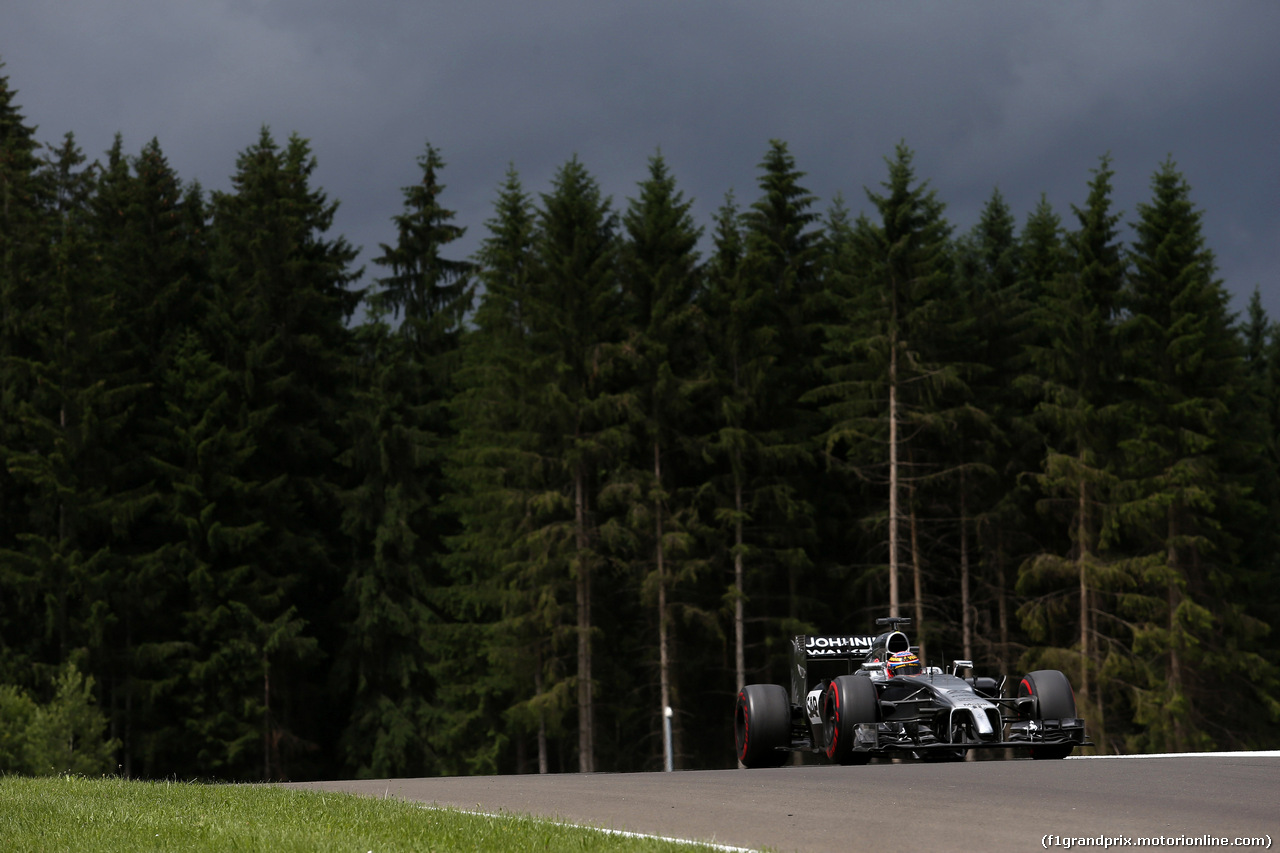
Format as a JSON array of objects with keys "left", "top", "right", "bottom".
[{"left": 768, "top": 617, "right": 1090, "bottom": 762}]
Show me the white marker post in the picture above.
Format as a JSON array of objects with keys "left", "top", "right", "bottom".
[{"left": 663, "top": 706, "right": 674, "bottom": 772}]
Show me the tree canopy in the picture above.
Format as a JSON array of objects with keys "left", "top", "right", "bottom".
[{"left": 1, "top": 61, "right": 1277, "bottom": 778}]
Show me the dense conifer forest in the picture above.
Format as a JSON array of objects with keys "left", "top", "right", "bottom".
[{"left": 1, "top": 64, "right": 1278, "bottom": 780}]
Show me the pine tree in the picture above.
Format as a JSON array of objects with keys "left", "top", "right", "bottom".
[
  {"left": 149, "top": 326, "right": 268, "bottom": 778},
  {"left": 2, "top": 135, "right": 122, "bottom": 673},
  {"left": 806, "top": 196, "right": 878, "bottom": 630},
  {"left": 702, "top": 142, "right": 824, "bottom": 696},
  {"left": 1238, "top": 290, "right": 1280, "bottom": 653},
  {"left": 739, "top": 141, "right": 821, "bottom": 649},
  {"left": 978, "top": 195, "right": 1068, "bottom": 674},
  {"left": 1114, "top": 158, "right": 1276, "bottom": 751},
  {"left": 199, "top": 128, "right": 358, "bottom": 779},
  {"left": 447, "top": 159, "right": 626, "bottom": 773},
  {"left": 808, "top": 143, "right": 957, "bottom": 655},
  {"left": 84, "top": 135, "right": 210, "bottom": 777},
  {"left": 367, "top": 143, "right": 472, "bottom": 352},
  {"left": 950, "top": 189, "right": 1023, "bottom": 665},
  {"left": 1, "top": 133, "right": 182, "bottom": 783},
  {"left": 700, "top": 191, "right": 755, "bottom": 693},
  {"left": 616, "top": 151, "right": 704, "bottom": 768},
  {"left": 1019, "top": 195, "right": 1067, "bottom": 310},
  {"left": 528, "top": 157, "right": 625, "bottom": 773},
  {"left": 0, "top": 63, "right": 51, "bottom": 682},
  {"left": 743, "top": 140, "right": 823, "bottom": 369},
  {"left": 336, "top": 142, "right": 474, "bottom": 777},
  {"left": 0, "top": 65, "right": 46, "bottom": 373},
  {"left": 1019, "top": 155, "right": 1127, "bottom": 750},
  {"left": 448, "top": 165, "right": 567, "bottom": 774}
]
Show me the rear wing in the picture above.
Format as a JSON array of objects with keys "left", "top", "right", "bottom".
[{"left": 790, "top": 634, "right": 877, "bottom": 705}]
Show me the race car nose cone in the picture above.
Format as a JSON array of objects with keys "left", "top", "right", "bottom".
[{"left": 971, "top": 707, "right": 995, "bottom": 736}]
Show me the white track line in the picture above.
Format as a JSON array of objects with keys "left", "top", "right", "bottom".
[
  {"left": 420, "top": 805, "right": 758, "bottom": 852},
  {"left": 563, "top": 823, "right": 757, "bottom": 852},
  {"left": 414, "top": 752, "right": 1280, "bottom": 848},
  {"left": 1068, "top": 750, "right": 1280, "bottom": 759}
]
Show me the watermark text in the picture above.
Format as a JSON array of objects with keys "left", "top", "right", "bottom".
[{"left": 1042, "top": 835, "right": 1272, "bottom": 849}]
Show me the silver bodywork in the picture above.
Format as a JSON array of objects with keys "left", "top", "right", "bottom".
[
  {"left": 902, "top": 673, "right": 1001, "bottom": 737},
  {"left": 789, "top": 630, "right": 1090, "bottom": 759}
]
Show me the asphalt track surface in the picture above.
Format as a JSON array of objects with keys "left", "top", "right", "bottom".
[{"left": 288, "top": 753, "right": 1279, "bottom": 852}]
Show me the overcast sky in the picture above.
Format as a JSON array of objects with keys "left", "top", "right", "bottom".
[{"left": 3, "top": 2, "right": 1278, "bottom": 319}]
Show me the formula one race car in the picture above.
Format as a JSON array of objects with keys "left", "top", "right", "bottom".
[{"left": 734, "top": 617, "right": 1090, "bottom": 767}]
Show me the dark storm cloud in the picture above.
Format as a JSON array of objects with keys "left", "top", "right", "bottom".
[{"left": 3, "top": 2, "right": 1277, "bottom": 313}]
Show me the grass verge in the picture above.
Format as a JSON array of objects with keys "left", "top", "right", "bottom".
[{"left": 0, "top": 775, "right": 739, "bottom": 852}]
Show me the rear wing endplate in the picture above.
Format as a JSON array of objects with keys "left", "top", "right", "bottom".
[{"left": 790, "top": 634, "right": 877, "bottom": 705}]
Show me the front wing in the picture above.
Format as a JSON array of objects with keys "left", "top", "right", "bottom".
[
  {"left": 853, "top": 719, "right": 1092, "bottom": 756},
  {"left": 793, "top": 693, "right": 1092, "bottom": 757}
]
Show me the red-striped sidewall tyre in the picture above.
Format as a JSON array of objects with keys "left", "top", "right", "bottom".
[
  {"left": 735, "top": 684, "right": 789, "bottom": 768},
  {"left": 1018, "top": 669, "right": 1077, "bottom": 760},
  {"left": 822, "top": 675, "right": 877, "bottom": 766}
]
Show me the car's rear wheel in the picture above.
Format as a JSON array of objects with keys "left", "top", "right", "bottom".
[
  {"left": 1019, "top": 669, "right": 1076, "bottom": 760},
  {"left": 822, "top": 675, "right": 877, "bottom": 765},
  {"left": 735, "top": 684, "right": 789, "bottom": 768}
]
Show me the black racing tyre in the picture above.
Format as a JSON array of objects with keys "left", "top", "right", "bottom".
[
  {"left": 1018, "top": 669, "right": 1077, "bottom": 760},
  {"left": 821, "top": 675, "right": 878, "bottom": 766},
  {"left": 735, "top": 684, "right": 790, "bottom": 768}
]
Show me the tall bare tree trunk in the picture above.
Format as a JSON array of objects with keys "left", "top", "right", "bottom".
[
  {"left": 960, "top": 485, "right": 971, "bottom": 663},
  {"left": 263, "top": 653, "right": 272, "bottom": 780},
  {"left": 996, "top": 533, "right": 1009, "bottom": 677},
  {"left": 888, "top": 340, "right": 900, "bottom": 617},
  {"left": 1091, "top": 600, "right": 1109, "bottom": 755},
  {"left": 910, "top": 498, "right": 925, "bottom": 662},
  {"left": 534, "top": 655, "right": 548, "bottom": 774},
  {"left": 125, "top": 617, "right": 133, "bottom": 779},
  {"left": 731, "top": 351, "right": 747, "bottom": 695},
  {"left": 1078, "top": 472, "right": 1091, "bottom": 710},
  {"left": 575, "top": 466, "right": 594, "bottom": 773},
  {"left": 58, "top": 405, "right": 69, "bottom": 656},
  {"left": 655, "top": 442, "right": 673, "bottom": 769},
  {"left": 1168, "top": 505, "right": 1185, "bottom": 752},
  {"left": 734, "top": 464, "right": 745, "bottom": 693}
]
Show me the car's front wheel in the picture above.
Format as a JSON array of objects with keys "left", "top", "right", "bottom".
[
  {"left": 822, "top": 675, "right": 878, "bottom": 765},
  {"left": 1018, "top": 669, "right": 1077, "bottom": 760},
  {"left": 735, "top": 684, "right": 790, "bottom": 768}
]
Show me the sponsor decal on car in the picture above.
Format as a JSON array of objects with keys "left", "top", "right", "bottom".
[
  {"left": 804, "top": 636, "right": 876, "bottom": 655},
  {"left": 805, "top": 687, "right": 825, "bottom": 725}
]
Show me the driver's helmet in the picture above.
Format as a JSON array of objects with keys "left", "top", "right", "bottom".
[{"left": 886, "top": 650, "right": 921, "bottom": 678}]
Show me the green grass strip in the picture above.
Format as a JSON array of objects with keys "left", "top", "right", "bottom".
[{"left": 0, "top": 775, "right": 739, "bottom": 852}]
